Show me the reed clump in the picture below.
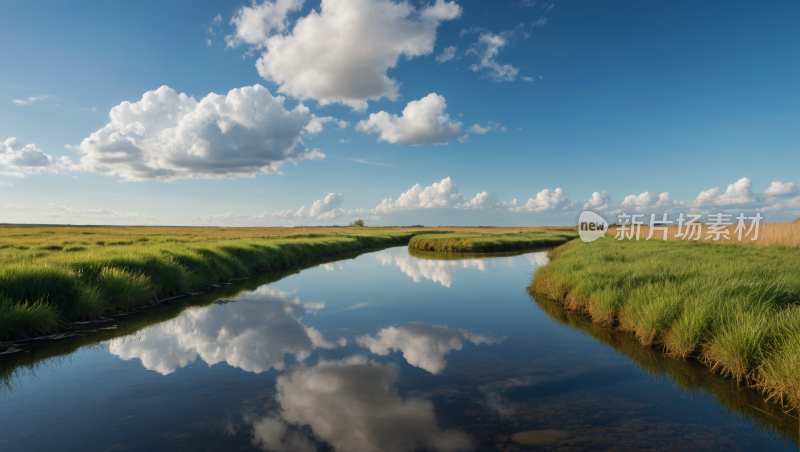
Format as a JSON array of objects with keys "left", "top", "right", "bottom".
[
  {"left": 408, "top": 229, "right": 577, "bottom": 253},
  {"left": 528, "top": 238, "right": 800, "bottom": 411}
]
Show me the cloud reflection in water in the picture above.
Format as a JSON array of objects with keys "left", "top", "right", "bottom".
[
  {"left": 107, "top": 286, "right": 344, "bottom": 375},
  {"left": 376, "top": 248, "right": 548, "bottom": 288},
  {"left": 357, "top": 322, "right": 506, "bottom": 374},
  {"left": 249, "top": 356, "right": 474, "bottom": 452}
]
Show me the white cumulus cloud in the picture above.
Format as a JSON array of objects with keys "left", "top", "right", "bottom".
[
  {"left": 225, "top": 0, "right": 304, "bottom": 48},
  {"left": 244, "top": 0, "right": 462, "bottom": 110},
  {"left": 356, "top": 93, "right": 463, "bottom": 145},
  {"left": 509, "top": 188, "right": 574, "bottom": 212},
  {"left": 583, "top": 191, "right": 610, "bottom": 211},
  {"left": 375, "top": 177, "right": 464, "bottom": 213},
  {"left": 764, "top": 181, "right": 800, "bottom": 197},
  {"left": 458, "top": 191, "right": 516, "bottom": 210},
  {"left": 0, "top": 137, "right": 71, "bottom": 176},
  {"left": 619, "top": 191, "right": 673, "bottom": 212},
  {"left": 69, "top": 85, "right": 324, "bottom": 181},
  {"left": 691, "top": 178, "right": 757, "bottom": 206}
]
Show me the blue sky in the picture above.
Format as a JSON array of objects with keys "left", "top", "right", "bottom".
[{"left": 1, "top": 0, "right": 798, "bottom": 226}]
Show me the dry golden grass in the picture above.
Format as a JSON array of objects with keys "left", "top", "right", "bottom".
[{"left": 606, "top": 221, "right": 800, "bottom": 248}]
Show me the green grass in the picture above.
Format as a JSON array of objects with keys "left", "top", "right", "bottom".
[
  {"left": 529, "top": 238, "right": 800, "bottom": 411},
  {"left": 0, "top": 253, "right": 344, "bottom": 394},
  {"left": 408, "top": 229, "right": 578, "bottom": 254},
  {"left": 0, "top": 225, "right": 556, "bottom": 340},
  {"left": 530, "top": 295, "right": 799, "bottom": 446},
  {"left": 0, "top": 226, "right": 429, "bottom": 340}
]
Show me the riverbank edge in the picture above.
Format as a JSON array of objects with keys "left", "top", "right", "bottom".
[
  {"left": 530, "top": 293, "right": 800, "bottom": 444},
  {"left": 528, "top": 244, "right": 800, "bottom": 413},
  {"left": 408, "top": 230, "right": 578, "bottom": 254},
  {"left": 2, "top": 233, "right": 421, "bottom": 341}
]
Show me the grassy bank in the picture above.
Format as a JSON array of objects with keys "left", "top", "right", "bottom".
[
  {"left": 531, "top": 295, "right": 799, "bottom": 445},
  {"left": 0, "top": 225, "right": 559, "bottom": 340},
  {"left": 408, "top": 229, "right": 577, "bottom": 253},
  {"left": 1, "top": 251, "right": 351, "bottom": 394},
  {"left": 529, "top": 238, "right": 800, "bottom": 410},
  {"left": 0, "top": 225, "right": 431, "bottom": 340}
]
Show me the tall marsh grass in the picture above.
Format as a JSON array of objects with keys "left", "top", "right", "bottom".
[
  {"left": 607, "top": 220, "right": 800, "bottom": 248},
  {"left": 529, "top": 238, "right": 800, "bottom": 411},
  {"left": 408, "top": 229, "right": 577, "bottom": 253}
]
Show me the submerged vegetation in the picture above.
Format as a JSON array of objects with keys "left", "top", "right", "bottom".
[
  {"left": 529, "top": 238, "right": 800, "bottom": 411},
  {"left": 408, "top": 229, "right": 577, "bottom": 253}
]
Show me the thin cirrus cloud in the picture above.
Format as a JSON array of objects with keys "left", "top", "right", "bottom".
[
  {"left": 67, "top": 85, "right": 331, "bottom": 182},
  {"left": 11, "top": 95, "right": 53, "bottom": 106},
  {"left": 0, "top": 203, "right": 168, "bottom": 224},
  {"left": 436, "top": 45, "right": 457, "bottom": 63},
  {"left": 344, "top": 157, "right": 396, "bottom": 167},
  {"left": 228, "top": 0, "right": 462, "bottom": 110},
  {"left": 464, "top": 25, "right": 529, "bottom": 82},
  {"left": 193, "top": 192, "right": 373, "bottom": 224},
  {"left": 356, "top": 93, "right": 463, "bottom": 145},
  {"left": 465, "top": 121, "right": 506, "bottom": 135}
]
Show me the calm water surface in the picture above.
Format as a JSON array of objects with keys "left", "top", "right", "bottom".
[{"left": 1, "top": 247, "right": 798, "bottom": 451}]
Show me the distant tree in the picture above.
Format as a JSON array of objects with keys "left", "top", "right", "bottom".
[{"left": 348, "top": 219, "right": 365, "bottom": 227}]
